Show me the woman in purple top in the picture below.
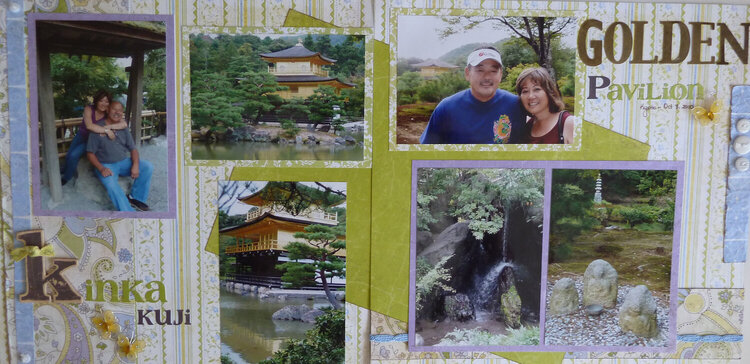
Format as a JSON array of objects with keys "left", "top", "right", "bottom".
[{"left": 61, "top": 90, "right": 129, "bottom": 185}]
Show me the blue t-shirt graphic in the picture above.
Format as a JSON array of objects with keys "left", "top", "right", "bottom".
[{"left": 419, "top": 89, "right": 526, "bottom": 144}]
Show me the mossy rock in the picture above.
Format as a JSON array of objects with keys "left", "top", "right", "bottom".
[{"left": 501, "top": 285, "right": 522, "bottom": 329}]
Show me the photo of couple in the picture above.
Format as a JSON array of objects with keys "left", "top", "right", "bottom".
[
  {"left": 64, "top": 91, "right": 153, "bottom": 212},
  {"left": 396, "top": 14, "right": 577, "bottom": 145},
  {"left": 30, "top": 16, "right": 174, "bottom": 216}
]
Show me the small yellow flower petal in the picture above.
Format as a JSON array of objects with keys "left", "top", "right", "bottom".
[
  {"left": 104, "top": 311, "right": 116, "bottom": 324},
  {"left": 92, "top": 317, "right": 104, "bottom": 328},
  {"left": 117, "top": 335, "right": 146, "bottom": 360},
  {"left": 710, "top": 99, "right": 723, "bottom": 113},
  {"left": 132, "top": 340, "right": 145, "bottom": 352}
]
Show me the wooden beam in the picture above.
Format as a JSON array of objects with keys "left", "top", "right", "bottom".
[
  {"left": 38, "top": 21, "right": 165, "bottom": 47},
  {"left": 37, "top": 46, "right": 63, "bottom": 201},
  {"left": 128, "top": 51, "right": 145, "bottom": 147},
  {"left": 36, "top": 21, "right": 165, "bottom": 58},
  {"left": 42, "top": 43, "right": 149, "bottom": 59},
  {"left": 53, "top": 21, "right": 165, "bottom": 45}
]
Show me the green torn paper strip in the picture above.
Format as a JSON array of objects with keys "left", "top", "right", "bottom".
[
  {"left": 283, "top": 9, "right": 339, "bottom": 27},
  {"left": 206, "top": 215, "right": 219, "bottom": 255}
]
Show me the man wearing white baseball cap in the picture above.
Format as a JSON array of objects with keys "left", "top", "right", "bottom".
[{"left": 420, "top": 46, "right": 526, "bottom": 144}]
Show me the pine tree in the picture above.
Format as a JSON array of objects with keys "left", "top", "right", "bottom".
[
  {"left": 190, "top": 71, "right": 243, "bottom": 130},
  {"left": 236, "top": 70, "right": 285, "bottom": 123},
  {"left": 276, "top": 224, "right": 346, "bottom": 309},
  {"left": 307, "top": 86, "right": 344, "bottom": 131}
]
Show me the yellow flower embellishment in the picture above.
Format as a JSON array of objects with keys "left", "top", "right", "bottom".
[
  {"left": 693, "top": 99, "right": 723, "bottom": 125},
  {"left": 92, "top": 310, "right": 120, "bottom": 339},
  {"left": 118, "top": 334, "right": 146, "bottom": 361}
]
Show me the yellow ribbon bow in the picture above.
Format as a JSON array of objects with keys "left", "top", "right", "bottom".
[
  {"left": 693, "top": 99, "right": 723, "bottom": 126},
  {"left": 10, "top": 244, "right": 55, "bottom": 262}
]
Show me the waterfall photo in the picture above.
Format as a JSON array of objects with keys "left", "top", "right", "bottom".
[
  {"left": 544, "top": 167, "right": 681, "bottom": 350},
  {"left": 410, "top": 166, "right": 544, "bottom": 348}
]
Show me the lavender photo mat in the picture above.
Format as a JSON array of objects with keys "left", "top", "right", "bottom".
[
  {"left": 27, "top": 13, "right": 177, "bottom": 219},
  {"left": 408, "top": 160, "right": 683, "bottom": 354}
]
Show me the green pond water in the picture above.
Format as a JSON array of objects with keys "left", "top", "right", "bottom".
[
  {"left": 192, "top": 141, "right": 363, "bottom": 161},
  {"left": 221, "top": 289, "right": 330, "bottom": 363}
]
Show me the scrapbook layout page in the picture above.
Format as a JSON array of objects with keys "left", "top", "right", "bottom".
[{"left": 0, "top": 0, "right": 748, "bottom": 363}]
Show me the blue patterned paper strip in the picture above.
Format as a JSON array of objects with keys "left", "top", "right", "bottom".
[
  {"left": 725, "top": 86, "right": 750, "bottom": 262},
  {"left": 678, "top": 334, "right": 743, "bottom": 342},
  {"left": 7, "top": 0, "right": 34, "bottom": 362},
  {"left": 370, "top": 334, "right": 409, "bottom": 342}
]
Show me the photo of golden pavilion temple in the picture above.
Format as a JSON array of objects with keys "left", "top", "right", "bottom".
[
  {"left": 219, "top": 182, "right": 346, "bottom": 289},
  {"left": 260, "top": 40, "right": 354, "bottom": 99}
]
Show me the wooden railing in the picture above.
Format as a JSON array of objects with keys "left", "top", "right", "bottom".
[
  {"left": 246, "top": 209, "right": 263, "bottom": 221},
  {"left": 225, "top": 273, "right": 345, "bottom": 291},
  {"left": 322, "top": 211, "right": 337, "bottom": 221},
  {"left": 256, "top": 113, "right": 335, "bottom": 125},
  {"left": 225, "top": 274, "right": 283, "bottom": 288},
  {"left": 43, "top": 111, "right": 166, "bottom": 159},
  {"left": 245, "top": 207, "right": 337, "bottom": 223},
  {"left": 225, "top": 238, "right": 279, "bottom": 254},
  {"left": 267, "top": 65, "right": 329, "bottom": 77}
]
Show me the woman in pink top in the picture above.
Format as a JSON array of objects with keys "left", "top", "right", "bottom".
[
  {"left": 61, "top": 90, "right": 128, "bottom": 185},
  {"left": 515, "top": 68, "right": 575, "bottom": 144}
]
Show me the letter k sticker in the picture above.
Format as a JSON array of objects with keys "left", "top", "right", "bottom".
[{"left": 17, "top": 230, "right": 82, "bottom": 303}]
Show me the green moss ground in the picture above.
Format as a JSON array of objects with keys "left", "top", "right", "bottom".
[{"left": 548, "top": 228, "right": 673, "bottom": 296}]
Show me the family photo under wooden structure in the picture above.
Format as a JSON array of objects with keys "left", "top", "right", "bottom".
[{"left": 32, "top": 20, "right": 166, "bottom": 202}]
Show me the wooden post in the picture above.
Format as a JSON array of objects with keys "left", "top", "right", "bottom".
[
  {"left": 124, "top": 66, "right": 134, "bottom": 124},
  {"left": 37, "top": 46, "right": 62, "bottom": 201},
  {"left": 128, "top": 51, "right": 145, "bottom": 147}
]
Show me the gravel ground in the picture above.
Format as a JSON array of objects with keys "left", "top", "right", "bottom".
[
  {"left": 41, "top": 135, "right": 169, "bottom": 212},
  {"left": 544, "top": 279, "right": 670, "bottom": 347}
]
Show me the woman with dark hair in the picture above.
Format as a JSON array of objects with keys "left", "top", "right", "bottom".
[
  {"left": 61, "top": 90, "right": 128, "bottom": 185},
  {"left": 515, "top": 67, "right": 575, "bottom": 144}
]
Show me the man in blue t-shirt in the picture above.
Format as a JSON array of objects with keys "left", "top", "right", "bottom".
[{"left": 419, "top": 46, "right": 526, "bottom": 144}]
